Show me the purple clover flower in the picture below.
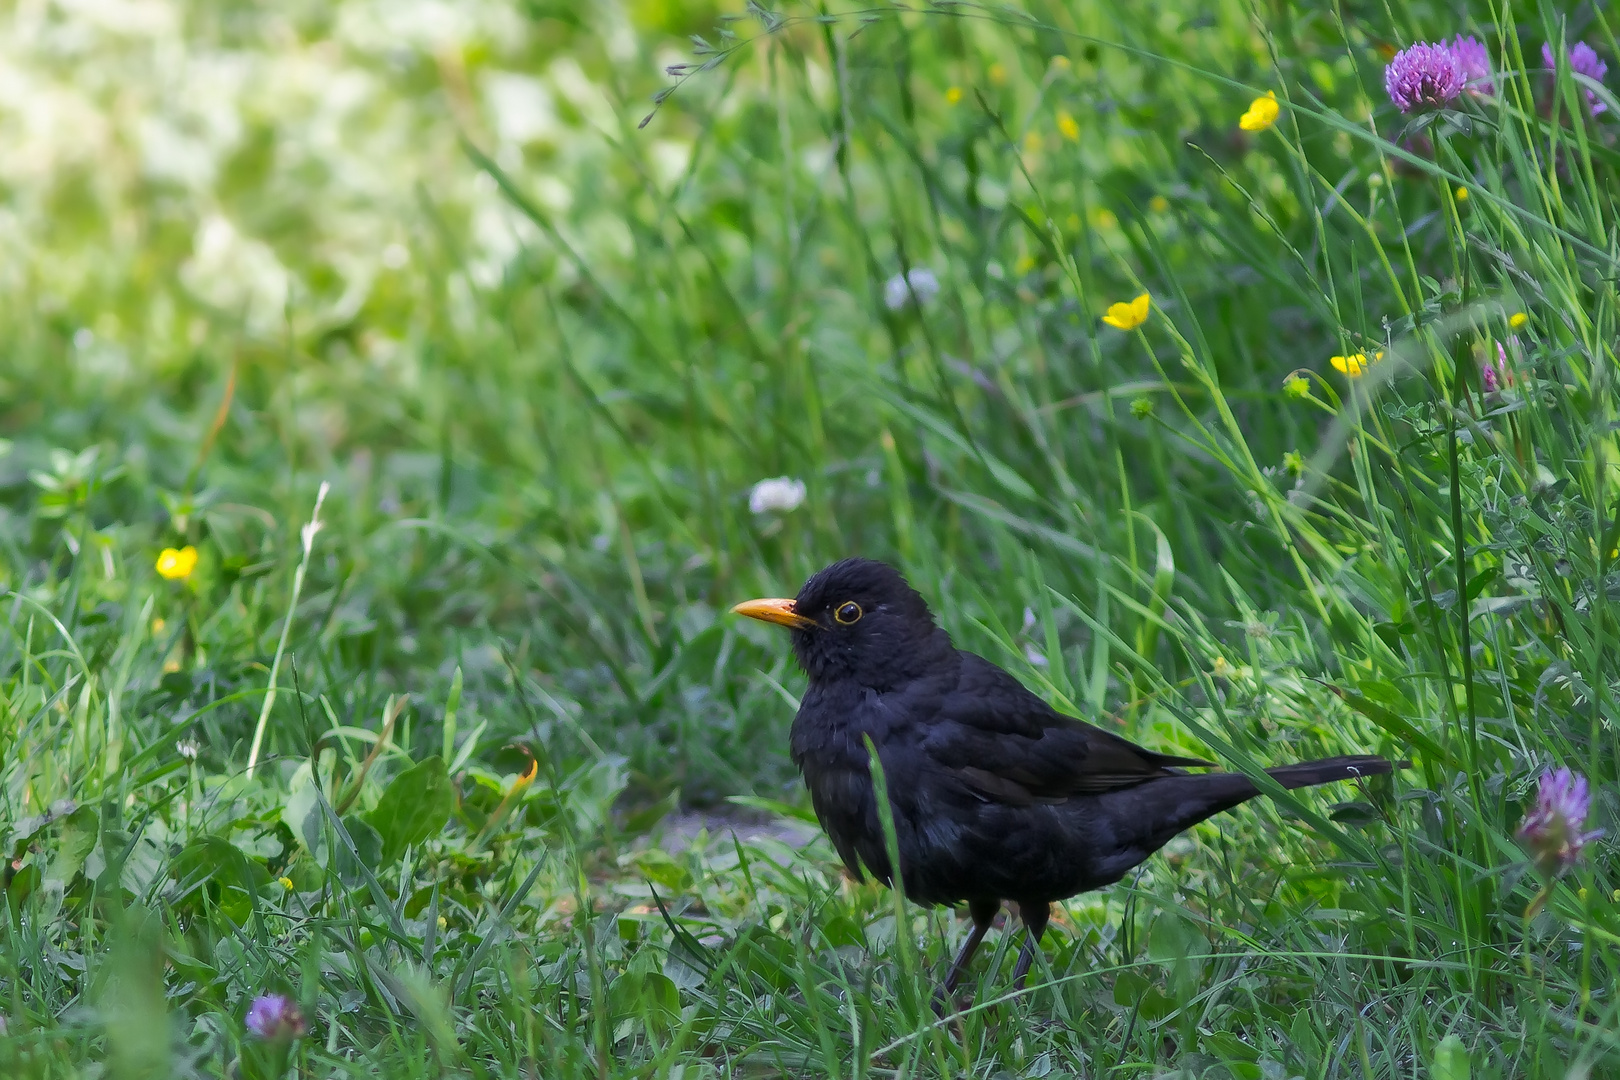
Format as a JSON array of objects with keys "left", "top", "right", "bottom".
[
  {"left": 245, "top": 994, "right": 306, "bottom": 1042},
  {"left": 1385, "top": 42, "right": 1464, "bottom": 113},
  {"left": 1543, "top": 41, "right": 1609, "bottom": 114},
  {"left": 1483, "top": 342, "right": 1509, "bottom": 393},
  {"left": 1452, "top": 35, "right": 1495, "bottom": 96},
  {"left": 1517, "top": 768, "right": 1603, "bottom": 879}
]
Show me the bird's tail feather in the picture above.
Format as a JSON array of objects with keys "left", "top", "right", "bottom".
[
  {"left": 1100, "top": 754, "right": 1398, "bottom": 879},
  {"left": 1261, "top": 754, "right": 1394, "bottom": 790}
]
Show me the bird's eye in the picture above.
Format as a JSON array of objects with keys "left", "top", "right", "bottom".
[{"left": 834, "top": 601, "right": 863, "bottom": 625}]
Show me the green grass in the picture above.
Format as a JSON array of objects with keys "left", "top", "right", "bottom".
[{"left": 3, "top": 0, "right": 1620, "bottom": 1076}]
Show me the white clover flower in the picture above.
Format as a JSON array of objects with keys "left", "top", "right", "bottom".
[
  {"left": 883, "top": 267, "right": 940, "bottom": 311},
  {"left": 177, "top": 739, "right": 199, "bottom": 761},
  {"left": 749, "top": 477, "right": 806, "bottom": 514}
]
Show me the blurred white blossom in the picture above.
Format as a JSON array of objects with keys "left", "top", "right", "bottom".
[
  {"left": 179, "top": 215, "right": 289, "bottom": 332},
  {"left": 749, "top": 477, "right": 806, "bottom": 514},
  {"left": 884, "top": 267, "right": 940, "bottom": 310}
]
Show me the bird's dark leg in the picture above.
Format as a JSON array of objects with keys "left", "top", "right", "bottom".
[
  {"left": 931, "top": 898, "right": 999, "bottom": 1015},
  {"left": 941, "top": 899, "right": 999, "bottom": 995},
  {"left": 1010, "top": 902, "right": 1050, "bottom": 989}
]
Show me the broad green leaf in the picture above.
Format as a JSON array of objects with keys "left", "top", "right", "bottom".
[
  {"left": 365, "top": 755, "right": 453, "bottom": 864},
  {"left": 1431, "top": 1034, "right": 1470, "bottom": 1080},
  {"left": 48, "top": 805, "right": 99, "bottom": 884}
]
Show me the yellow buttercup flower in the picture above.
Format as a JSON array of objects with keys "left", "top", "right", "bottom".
[
  {"left": 1149, "top": 195, "right": 1170, "bottom": 213},
  {"left": 279, "top": 876, "right": 295, "bottom": 891},
  {"left": 1057, "top": 110, "right": 1079, "bottom": 140},
  {"left": 156, "top": 546, "right": 198, "bottom": 580},
  {"left": 1509, "top": 312, "right": 1528, "bottom": 328},
  {"left": 945, "top": 86, "right": 963, "bottom": 105},
  {"left": 1330, "top": 350, "right": 1384, "bottom": 377},
  {"left": 1454, "top": 186, "right": 1469, "bottom": 201},
  {"left": 1102, "top": 293, "right": 1151, "bottom": 330},
  {"left": 1239, "top": 91, "right": 1279, "bottom": 132}
]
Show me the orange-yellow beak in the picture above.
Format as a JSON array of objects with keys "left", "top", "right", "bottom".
[{"left": 730, "top": 597, "right": 819, "bottom": 631}]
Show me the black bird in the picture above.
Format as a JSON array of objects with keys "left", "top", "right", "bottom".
[{"left": 733, "top": 558, "right": 1393, "bottom": 1002}]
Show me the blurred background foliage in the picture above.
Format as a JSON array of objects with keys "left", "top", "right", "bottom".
[{"left": 4, "top": 0, "right": 1620, "bottom": 1075}]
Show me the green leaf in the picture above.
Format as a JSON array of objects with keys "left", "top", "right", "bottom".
[
  {"left": 48, "top": 805, "right": 100, "bottom": 884},
  {"left": 170, "top": 836, "right": 271, "bottom": 925},
  {"left": 281, "top": 760, "right": 321, "bottom": 853},
  {"left": 631, "top": 847, "right": 690, "bottom": 892},
  {"left": 608, "top": 970, "right": 680, "bottom": 1036},
  {"left": 364, "top": 755, "right": 453, "bottom": 864},
  {"left": 1113, "top": 969, "right": 1176, "bottom": 1022},
  {"left": 1431, "top": 1034, "right": 1470, "bottom": 1080},
  {"left": 1329, "top": 801, "right": 1382, "bottom": 827},
  {"left": 334, "top": 815, "right": 384, "bottom": 886},
  {"left": 1329, "top": 686, "right": 1447, "bottom": 765}
]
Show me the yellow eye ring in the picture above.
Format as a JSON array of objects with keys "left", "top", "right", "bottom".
[{"left": 834, "top": 601, "right": 863, "bottom": 625}]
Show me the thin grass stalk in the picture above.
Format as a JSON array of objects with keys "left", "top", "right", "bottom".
[{"left": 245, "top": 481, "right": 330, "bottom": 780}]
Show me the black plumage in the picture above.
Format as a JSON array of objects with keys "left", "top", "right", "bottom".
[{"left": 733, "top": 557, "right": 1394, "bottom": 1001}]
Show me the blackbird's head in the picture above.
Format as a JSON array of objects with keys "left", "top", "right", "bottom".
[{"left": 731, "top": 558, "right": 951, "bottom": 687}]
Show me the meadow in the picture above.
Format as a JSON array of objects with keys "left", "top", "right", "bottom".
[{"left": 2, "top": 0, "right": 1618, "bottom": 1076}]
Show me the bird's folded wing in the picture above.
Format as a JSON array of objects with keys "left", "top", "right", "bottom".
[{"left": 922, "top": 652, "right": 1213, "bottom": 805}]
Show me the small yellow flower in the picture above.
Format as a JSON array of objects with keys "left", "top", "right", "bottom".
[
  {"left": 988, "top": 63, "right": 1007, "bottom": 85},
  {"left": 1056, "top": 110, "right": 1079, "bottom": 140},
  {"left": 1014, "top": 254, "right": 1036, "bottom": 276},
  {"left": 1023, "top": 131, "right": 1043, "bottom": 154},
  {"left": 1509, "top": 312, "right": 1528, "bottom": 328},
  {"left": 1092, "top": 208, "right": 1118, "bottom": 229},
  {"left": 438, "top": 915, "right": 448, "bottom": 930},
  {"left": 155, "top": 546, "right": 198, "bottom": 580},
  {"left": 1283, "top": 374, "right": 1310, "bottom": 398},
  {"left": 1330, "top": 350, "right": 1384, "bottom": 377},
  {"left": 1149, "top": 195, "right": 1170, "bottom": 213},
  {"left": 1211, "top": 655, "right": 1232, "bottom": 677},
  {"left": 1102, "top": 292, "right": 1151, "bottom": 330},
  {"left": 1239, "top": 91, "right": 1279, "bottom": 132},
  {"left": 1454, "top": 186, "right": 1469, "bottom": 201},
  {"left": 1050, "top": 55, "right": 1071, "bottom": 71},
  {"left": 279, "top": 876, "right": 295, "bottom": 891},
  {"left": 945, "top": 86, "right": 963, "bottom": 105},
  {"left": 151, "top": 617, "right": 166, "bottom": 635}
]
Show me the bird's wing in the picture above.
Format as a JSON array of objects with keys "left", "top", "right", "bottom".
[{"left": 920, "top": 652, "right": 1213, "bottom": 805}]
